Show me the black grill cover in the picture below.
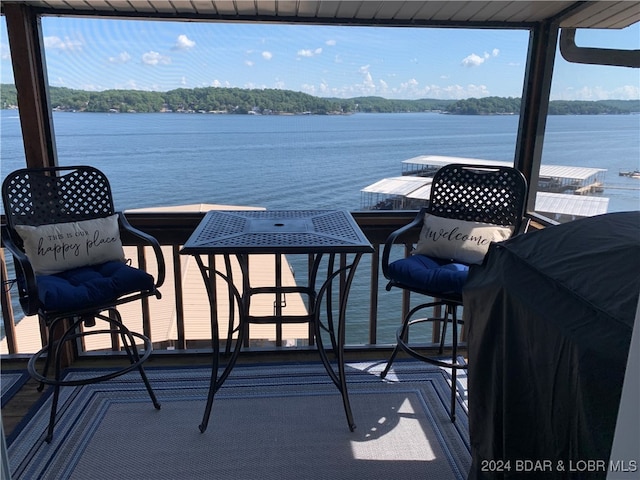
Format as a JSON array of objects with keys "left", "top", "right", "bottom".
[{"left": 464, "top": 211, "right": 640, "bottom": 479}]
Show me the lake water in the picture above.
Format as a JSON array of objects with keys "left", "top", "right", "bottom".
[
  {"left": 1, "top": 111, "right": 639, "bottom": 343},
  {"left": 2, "top": 111, "right": 639, "bottom": 213}
]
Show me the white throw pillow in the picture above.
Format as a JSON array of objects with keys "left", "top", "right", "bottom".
[
  {"left": 15, "top": 214, "right": 125, "bottom": 275},
  {"left": 412, "top": 213, "right": 514, "bottom": 264}
]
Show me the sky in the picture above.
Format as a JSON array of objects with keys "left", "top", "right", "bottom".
[{"left": 1, "top": 16, "right": 639, "bottom": 101}]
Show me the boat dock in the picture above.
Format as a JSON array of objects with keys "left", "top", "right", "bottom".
[
  {"left": 363, "top": 155, "right": 610, "bottom": 222},
  {"left": 401, "top": 155, "right": 607, "bottom": 195}
]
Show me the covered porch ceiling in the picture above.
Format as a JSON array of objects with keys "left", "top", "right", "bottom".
[{"left": 4, "top": 1, "right": 639, "bottom": 29}]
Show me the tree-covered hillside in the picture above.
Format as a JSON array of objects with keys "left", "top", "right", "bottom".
[
  {"left": 0, "top": 85, "right": 348, "bottom": 114},
  {"left": 337, "top": 96, "right": 456, "bottom": 113},
  {"left": 444, "top": 96, "right": 640, "bottom": 115},
  {"left": 1, "top": 84, "right": 638, "bottom": 115}
]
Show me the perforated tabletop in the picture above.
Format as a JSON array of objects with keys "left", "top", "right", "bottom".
[{"left": 181, "top": 210, "right": 373, "bottom": 255}]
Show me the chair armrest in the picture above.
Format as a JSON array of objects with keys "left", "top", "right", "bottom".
[
  {"left": 1, "top": 227, "right": 40, "bottom": 316},
  {"left": 381, "top": 208, "right": 426, "bottom": 280},
  {"left": 118, "top": 212, "right": 166, "bottom": 289}
]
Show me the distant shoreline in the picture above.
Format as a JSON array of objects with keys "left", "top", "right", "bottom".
[
  {"left": 1, "top": 84, "right": 638, "bottom": 116},
  {"left": 2, "top": 106, "right": 638, "bottom": 116}
]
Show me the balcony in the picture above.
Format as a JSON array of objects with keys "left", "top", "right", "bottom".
[
  {"left": 1, "top": 2, "right": 637, "bottom": 476},
  {"left": 3, "top": 206, "right": 637, "bottom": 480},
  {"left": 1, "top": 210, "right": 479, "bottom": 479}
]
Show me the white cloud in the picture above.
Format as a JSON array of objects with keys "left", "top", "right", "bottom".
[
  {"left": 552, "top": 84, "right": 640, "bottom": 101},
  {"left": 108, "top": 51, "right": 131, "bottom": 64},
  {"left": 461, "top": 50, "right": 498, "bottom": 67},
  {"left": 301, "top": 74, "right": 493, "bottom": 100},
  {"left": 297, "top": 48, "right": 323, "bottom": 57},
  {"left": 113, "top": 79, "right": 141, "bottom": 90},
  {"left": 301, "top": 83, "right": 316, "bottom": 95},
  {"left": 615, "top": 85, "right": 640, "bottom": 99},
  {"left": 262, "top": 51, "right": 273, "bottom": 60},
  {"left": 174, "top": 34, "right": 196, "bottom": 50},
  {"left": 211, "top": 79, "right": 231, "bottom": 88},
  {"left": 49, "top": 76, "right": 66, "bottom": 87},
  {"left": 358, "top": 65, "right": 376, "bottom": 93},
  {"left": 461, "top": 53, "right": 487, "bottom": 67},
  {"left": 243, "top": 81, "right": 266, "bottom": 89},
  {"left": 400, "top": 78, "right": 419, "bottom": 89},
  {"left": 362, "top": 71, "right": 375, "bottom": 89},
  {"left": 462, "top": 83, "right": 492, "bottom": 97},
  {"left": 326, "top": 40, "right": 336, "bottom": 46},
  {"left": 78, "top": 83, "right": 103, "bottom": 91},
  {"left": 142, "top": 51, "right": 171, "bottom": 66},
  {"left": 44, "top": 36, "right": 83, "bottom": 52},
  {"left": 245, "top": 60, "right": 254, "bottom": 67},
  {"left": 467, "top": 54, "right": 485, "bottom": 66}
]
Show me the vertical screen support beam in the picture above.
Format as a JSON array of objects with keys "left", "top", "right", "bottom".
[
  {"left": 4, "top": 3, "right": 58, "bottom": 169},
  {"left": 514, "top": 20, "right": 559, "bottom": 212}
]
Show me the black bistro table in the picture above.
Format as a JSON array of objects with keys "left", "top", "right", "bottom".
[{"left": 180, "top": 209, "right": 373, "bottom": 433}]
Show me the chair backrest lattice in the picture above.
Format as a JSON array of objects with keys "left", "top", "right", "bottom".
[
  {"left": 428, "top": 164, "right": 527, "bottom": 230},
  {"left": 2, "top": 166, "right": 115, "bottom": 229}
]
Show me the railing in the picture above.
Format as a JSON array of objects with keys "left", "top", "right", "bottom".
[{"left": 2, "top": 211, "right": 432, "bottom": 357}]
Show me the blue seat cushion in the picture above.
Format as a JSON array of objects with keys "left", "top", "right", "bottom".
[
  {"left": 37, "top": 260, "right": 155, "bottom": 312},
  {"left": 387, "top": 255, "right": 469, "bottom": 295}
]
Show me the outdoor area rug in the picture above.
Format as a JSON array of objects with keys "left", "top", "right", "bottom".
[
  {"left": 6, "top": 359, "right": 470, "bottom": 480},
  {"left": 1, "top": 370, "right": 30, "bottom": 408}
]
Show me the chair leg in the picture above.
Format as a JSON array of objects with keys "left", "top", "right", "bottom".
[
  {"left": 111, "top": 310, "right": 161, "bottom": 410},
  {"left": 44, "top": 318, "right": 81, "bottom": 443},
  {"left": 449, "top": 305, "right": 460, "bottom": 423},
  {"left": 32, "top": 310, "right": 161, "bottom": 443},
  {"left": 37, "top": 317, "right": 69, "bottom": 392},
  {"left": 380, "top": 311, "right": 412, "bottom": 379},
  {"left": 45, "top": 385, "right": 61, "bottom": 443},
  {"left": 450, "top": 368, "right": 457, "bottom": 423},
  {"left": 438, "top": 313, "right": 448, "bottom": 355},
  {"left": 123, "top": 327, "right": 161, "bottom": 410},
  {"left": 37, "top": 337, "right": 53, "bottom": 393},
  {"left": 380, "top": 342, "right": 402, "bottom": 379},
  {"left": 383, "top": 301, "right": 465, "bottom": 423},
  {"left": 123, "top": 334, "right": 161, "bottom": 410}
]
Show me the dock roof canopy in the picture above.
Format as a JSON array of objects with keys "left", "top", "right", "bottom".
[
  {"left": 402, "top": 155, "right": 607, "bottom": 181},
  {"left": 361, "top": 177, "right": 609, "bottom": 218}
]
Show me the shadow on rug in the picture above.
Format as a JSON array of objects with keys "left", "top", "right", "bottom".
[{"left": 7, "top": 360, "right": 470, "bottom": 480}]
